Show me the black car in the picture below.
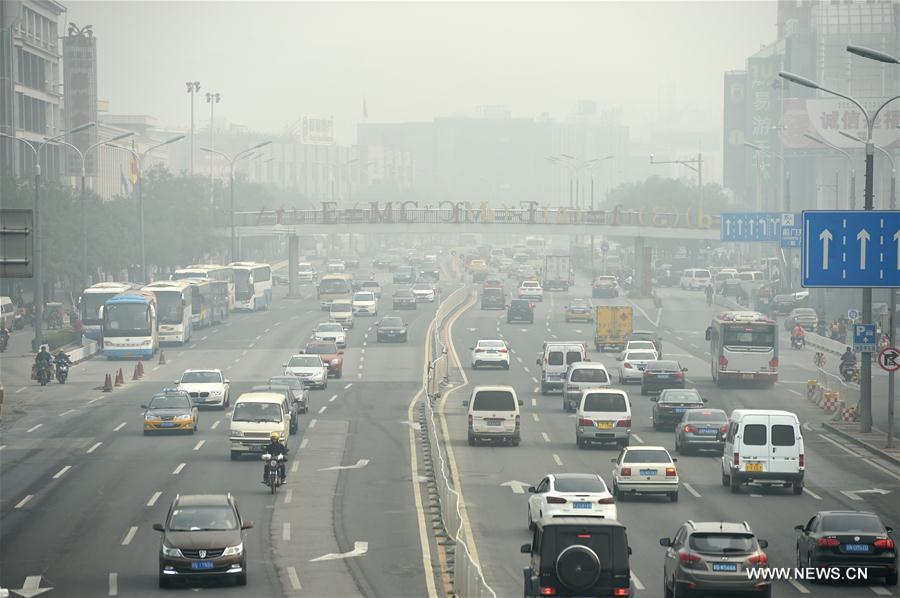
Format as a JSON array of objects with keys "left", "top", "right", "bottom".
[
  {"left": 651, "top": 388, "right": 706, "bottom": 430},
  {"left": 626, "top": 331, "right": 662, "bottom": 358},
  {"left": 392, "top": 289, "right": 416, "bottom": 309},
  {"left": 481, "top": 287, "right": 506, "bottom": 310},
  {"left": 507, "top": 298, "right": 534, "bottom": 323},
  {"left": 591, "top": 277, "right": 619, "bottom": 298},
  {"left": 376, "top": 316, "right": 408, "bottom": 342},
  {"left": 795, "top": 510, "right": 898, "bottom": 586},
  {"left": 641, "top": 360, "right": 686, "bottom": 395},
  {"left": 522, "top": 518, "right": 632, "bottom": 598},
  {"left": 472, "top": 269, "right": 489, "bottom": 283},
  {"left": 267, "top": 376, "right": 309, "bottom": 414},
  {"left": 393, "top": 269, "right": 416, "bottom": 285}
]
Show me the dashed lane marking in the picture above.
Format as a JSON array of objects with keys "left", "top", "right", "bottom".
[
  {"left": 803, "top": 488, "right": 823, "bottom": 500},
  {"left": 541, "top": 432, "right": 551, "bottom": 443},
  {"left": 15, "top": 386, "right": 26, "bottom": 393},
  {"left": 211, "top": 420, "right": 220, "bottom": 430},
  {"left": 532, "top": 413, "right": 540, "bottom": 422},
  {"left": 630, "top": 573, "right": 645, "bottom": 591},
  {"left": 300, "top": 438, "right": 309, "bottom": 449},
  {"left": 309, "top": 419, "right": 317, "bottom": 429},
  {"left": 264, "top": 328, "right": 271, "bottom": 333},
  {"left": 318, "top": 406, "right": 327, "bottom": 414},
  {"left": 108, "top": 572, "right": 118, "bottom": 596},
  {"left": 291, "top": 460, "right": 300, "bottom": 473},
  {"left": 248, "top": 343, "right": 255, "bottom": 349},
  {"left": 176, "top": 351, "right": 185, "bottom": 357},
  {"left": 256, "top": 334, "right": 262, "bottom": 341},
  {"left": 86, "top": 442, "right": 102, "bottom": 454},
  {"left": 287, "top": 566, "right": 302, "bottom": 590},
  {"left": 682, "top": 482, "right": 702, "bottom": 498},
  {"left": 552, "top": 453, "right": 563, "bottom": 467},
  {"left": 870, "top": 587, "right": 892, "bottom": 596},
  {"left": 344, "top": 383, "right": 353, "bottom": 389},
  {"left": 14, "top": 495, "right": 33, "bottom": 509},
  {"left": 88, "top": 396, "right": 104, "bottom": 404},
  {"left": 516, "top": 356, "right": 523, "bottom": 363},
  {"left": 631, "top": 434, "right": 644, "bottom": 444},
  {"left": 151, "top": 365, "right": 160, "bottom": 371},
  {"left": 523, "top": 366, "right": 530, "bottom": 373},
  {"left": 360, "top": 349, "right": 365, "bottom": 355},
  {"left": 26, "top": 423, "right": 42, "bottom": 433},
  {"left": 59, "top": 409, "right": 76, "bottom": 417},
  {"left": 787, "top": 579, "right": 810, "bottom": 594},
  {"left": 284, "top": 488, "right": 293, "bottom": 505},
  {"left": 788, "top": 389, "right": 803, "bottom": 396},
  {"left": 188, "top": 344, "right": 196, "bottom": 349},
  {"left": 121, "top": 526, "right": 138, "bottom": 545},
  {"left": 283, "top": 522, "right": 291, "bottom": 541},
  {"left": 750, "top": 494, "right": 763, "bottom": 498},
  {"left": 52, "top": 465, "right": 71, "bottom": 479},
  {"left": 329, "top": 395, "right": 337, "bottom": 402},
  {"left": 192, "top": 440, "right": 205, "bottom": 451},
  {"left": 531, "top": 398, "right": 537, "bottom": 406},
  {"left": 533, "top": 386, "right": 540, "bottom": 393},
  {"left": 172, "top": 463, "right": 186, "bottom": 475},
  {"left": 201, "top": 336, "right": 208, "bottom": 341},
  {"left": 146, "top": 491, "right": 162, "bottom": 507},
  {"left": 242, "top": 349, "right": 248, "bottom": 356},
  {"left": 550, "top": 334, "right": 557, "bottom": 339}
]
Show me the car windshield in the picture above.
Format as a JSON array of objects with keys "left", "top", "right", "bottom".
[
  {"left": 583, "top": 393, "right": 627, "bottom": 412},
  {"left": 168, "top": 506, "right": 237, "bottom": 531},
  {"left": 353, "top": 293, "right": 374, "bottom": 301},
  {"left": 689, "top": 533, "right": 755, "bottom": 553},
  {"left": 471, "top": 391, "right": 515, "bottom": 411},
  {"left": 622, "top": 449, "right": 671, "bottom": 464},
  {"left": 647, "top": 361, "right": 680, "bottom": 371},
  {"left": 659, "top": 390, "right": 701, "bottom": 403},
  {"left": 626, "top": 351, "right": 656, "bottom": 361},
  {"left": 571, "top": 368, "right": 608, "bottom": 383},
  {"left": 627, "top": 341, "right": 655, "bottom": 351},
  {"left": 180, "top": 371, "right": 222, "bottom": 384},
  {"left": 821, "top": 515, "right": 885, "bottom": 533},
  {"left": 288, "top": 355, "right": 322, "bottom": 367},
  {"left": 554, "top": 477, "right": 608, "bottom": 493},
  {"left": 413, "top": 283, "right": 431, "bottom": 290},
  {"left": 269, "top": 377, "right": 301, "bottom": 389},
  {"left": 478, "top": 340, "right": 505, "bottom": 348},
  {"left": 232, "top": 401, "right": 282, "bottom": 423},
  {"left": 317, "top": 323, "right": 344, "bottom": 332},
  {"left": 305, "top": 344, "right": 337, "bottom": 355},
  {"left": 684, "top": 410, "right": 727, "bottom": 423},
  {"left": 361, "top": 282, "right": 379, "bottom": 288},
  {"left": 148, "top": 395, "right": 191, "bottom": 410},
  {"left": 331, "top": 303, "right": 352, "bottom": 313}
]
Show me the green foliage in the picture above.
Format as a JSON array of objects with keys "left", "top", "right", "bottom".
[
  {"left": 603, "top": 175, "right": 734, "bottom": 214},
  {"left": 42, "top": 329, "right": 76, "bottom": 350}
]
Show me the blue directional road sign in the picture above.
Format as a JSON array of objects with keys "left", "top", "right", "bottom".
[
  {"left": 853, "top": 324, "right": 877, "bottom": 353},
  {"left": 721, "top": 212, "right": 782, "bottom": 242},
  {"left": 802, "top": 210, "right": 900, "bottom": 288},
  {"left": 780, "top": 213, "right": 802, "bottom": 248}
]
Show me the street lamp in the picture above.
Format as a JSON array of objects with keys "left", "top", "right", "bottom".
[
  {"left": 781, "top": 69, "right": 900, "bottom": 434},
  {"left": 649, "top": 152, "right": 704, "bottom": 213},
  {"left": 803, "top": 133, "right": 856, "bottom": 209},
  {"left": 838, "top": 130, "right": 896, "bottom": 210},
  {"left": 107, "top": 135, "right": 185, "bottom": 283},
  {"left": 846, "top": 45, "right": 900, "bottom": 65},
  {"left": 205, "top": 92, "right": 220, "bottom": 201},
  {"left": 0, "top": 121, "right": 96, "bottom": 350},
  {"left": 201, "top": 140, "right": 272, "bottom": 263},
  {"left": 185, "top": 81, "right": 200, "bottom": 175}
]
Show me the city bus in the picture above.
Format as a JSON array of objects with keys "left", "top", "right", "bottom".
[
  {"left": 143, "top": 280, "right": 193, "bottom": 344},
  {"left": 101, "top": 290, "right": 158, "bottom": 359},
  {"left": 317, "top": 273, "right": 353, "bottom": 310},
  {"left": 171, "top": 264, "right": 235, "bottom": 311},
  {"left": 79, "top": 282, "right": 135, "bottom": 341},
  {"left": 181, "top": 277, "right": 229, "bottom": 328},
  {"left": 705, "top": 311, "right": 778, "bottom": 387},
  {"left": 229, "top": 261, "right": 273, "bottom": 311}
]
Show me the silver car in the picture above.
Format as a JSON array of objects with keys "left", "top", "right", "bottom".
[
  {"left": 674, "top": 408, "right": 728, "bottom": 454},
  {"left": 575, "top": 389, "right": 631, "bottom": 449},
  {"left": 563, "top": 362, "right": 611, "bottom": 412}
]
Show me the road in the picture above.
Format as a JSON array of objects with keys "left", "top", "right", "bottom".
[
  {"left": 440, "top": 279, "right": 900, "bottom": 597},
  {"left": 0, "top": 273, "right": 449, "bottom": 597}
]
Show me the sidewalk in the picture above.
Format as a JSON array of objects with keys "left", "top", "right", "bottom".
[{"left": 821, "top": 420, "right": 900, "bottom": 466}]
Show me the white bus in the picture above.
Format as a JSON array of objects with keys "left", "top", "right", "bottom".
[
  {"left": 79, "top": 282, "right": 135, "bottom": 342},
  {"left": 181, "top": 277, "right": 229, "bottom": 328},
  {"left": 143, "top": 281, "right": 193, "bottom": 344},
  {"left": 705, "top": 311, "right": 778, "bottom": 387},
  {"left": 171, "top": 264, "right": 235, "bottom": 311},
  {"left": 101, "top": 290, "right": 158, "bottom": 359},
  {"left": 229, "top": 262, "right": 273, "bottom": 311}
]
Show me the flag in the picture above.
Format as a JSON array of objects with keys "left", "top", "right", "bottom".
[
  {"left": 119, "top": 165, "right": 131, "bottom": 195},
  {"left": 362, "top": 96, "right": 368, "bottom": 119},
  {"left": 129, "top": 153, "right": 139, "bottom": 185}
]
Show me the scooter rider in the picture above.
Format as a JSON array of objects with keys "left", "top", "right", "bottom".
[
  {"left": 0, "top": 324, "right": 9, "bottom": 346},
  {"left": 262, "top": 432, "right": 288, "bottom": 483},
  {"left": 54, "top": 350, "right": 72, "bottom": 369},
  {"left": 34, "top": 344, "right": 53, "bottom": 379},
  {"left": 840, "top": 347, "right": 856, "bottom": 368},
  {"left": 791, "top": 324, "right": 806, "bottom": 346}
]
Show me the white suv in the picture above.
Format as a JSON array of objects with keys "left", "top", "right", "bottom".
[
  {"left": 470, "top": 339, "right": 510, "bottom": 369},
  {"left": 175, "top": 369, "right": 230, "bottom": 409},
  {"left": 518, "top": 280, "right": 544, "bottom": 301},
  {"left": 297, "top": 262, "right": 317, "bottom": 282},
  {"left": 351, "top": 291, "right": 378, "bottom": 316}
]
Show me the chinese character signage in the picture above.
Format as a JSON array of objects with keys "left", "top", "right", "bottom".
[
  {"left": 744, "top": 47, "right": 782, "bottom": 208},
  {"left": 723, "top": 71, "right": 746, "bottom": 196},
  {"left": 63, "top": 24, "right": 98, "bottom": 176},
  {"left": 781, "top": 98, "right": 900, "bottom": 150}
]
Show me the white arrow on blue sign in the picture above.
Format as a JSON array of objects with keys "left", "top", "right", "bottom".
[
  {"left": 802, "top": 210, "right": 900, "bottom": 288},
  {"left": 721, "top": 212, "right": 782, "bottom": 242}
]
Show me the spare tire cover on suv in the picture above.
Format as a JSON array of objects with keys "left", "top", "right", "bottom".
[{"left": 555, "top": 544, "right": 601, "bottom": 591}]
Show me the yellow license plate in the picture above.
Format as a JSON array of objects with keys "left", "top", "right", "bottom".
[
  {"left": 741, "top": 373, "right": 754, "bottom": 380},
  {"left": 745, "top": 462, "right": 763, "bottom": 472},
  {"left": 597, "top": 422, "right": 614, "bottom": 429}
]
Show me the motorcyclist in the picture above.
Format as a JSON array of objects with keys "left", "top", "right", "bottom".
[
  {"left": 34, "top": 344, "right": 53, "bottom": 379},
  {"left": 0, "top": 324, "right": 9, "bottom": 345},
  {"left": 262, "top": 432, "right": 288, "bottom": 483},
  {"left": 840, "top": 347, "right": 857, "bottom": 377},
  {"left": 791, "top": 324, "right": 806, "bottom": 346},
  {"left": 54, "top": 350, "right": 72, "bottom": 368}
]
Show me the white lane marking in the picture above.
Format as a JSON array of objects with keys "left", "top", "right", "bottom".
[
  {"left": 787, "top": 579, "right": 810, "bottom": 594},
  {"left": 803, "top": 488, "right": 823, "bottom": 500},
  {"left": 283, "top": 522, "right": 291, "bottom": 541},
  {"left": 344, "top": 383, "right": 353, "bottom": 389},
  {"left": 362, "top": 341, "right": 367, "bottom": 347},
  {"left": 818, "top": 433, "right": 862, "bottom": 457},
  {"left": 358, "top": 363, "right": 364, "bottom": 369},
  {"left": 121, "top": 526, "right": 138, "bottom": 545},
  {"left": 26, "top": 423, "right": 42, "bottom": 433},
  {"left": 788, "top": 389, "right": 803, "bottom": 396},
  {"left": 241, "top": 349, "right": 248, "bottom": 356},
  {"left": 675, "top": 336, "right": 684, "bottom": 341},
  {"left": 201, "top": 336, "right": 208, "bottom": 341},
  {"left": 146, "top": 491, "right": 162, "bottom": 507},
  {"left": 15, "top": 386, "right": 26, "bottom": 393},
  {"left": 192, "top": 440, "right": 205, "bottom": 451},
  {"left": 550, "top": 334, "right": 557, "bottom": 339},
  {"left": 750, "top": 493, "right": 763, "bottom": 498},
  {"left": 531, "top": 376, "right": 538, "bottom": 383},
  {"left": 114, "top": 422, "right": 126, "bottom": 431},
  {"left": 172, "top": 463, "right": 186, "bottom": 475},
  {"left": 704, "top": 351, "right": 711, "bottom": 355},
  {"left": 211, "top": 420, "right": 220, "bottom": 430},
  {"left": 248, "top": 343, "right": 255, "bottom": 349},
  {"left": 151, "top": 365, "right": 160, "bottom": 371},
  {"left": 516, "top": 356, "right": 523, "bottom": 363},
  {"left": 682, "top": 482, "right": 702, "bottom": 498},
  {"left": 541, "top": 432, "right": 551, "bottom": 443},
  {"left": 689, "top": 343, "right": 698, "bottom": 348},
  {"left": 176, "top": 351, "right": 185, "bottom": 357},
  {"left": 523, "top": 366, "right": 530, "bottom": 372},
  {"left": 108, "top": 572, "right": 118, "bottom": 596},
  {"left": 329, "top": 394, "right": 338, "bottom": 402},
  {"left": 360, "top": 349, "right": 365, "bottom": 355},
  {"left": 291, "top": 460, "right": 300, "bottom": 473},
  {"left": 870, "top": 587, "right": 893, "bottom": 596},
  {"left": 532, "top": 413, "right": 540, "bottom": 422},
  {"left": 533, "top": 386, "right": 540, "bottom": 393},
  {"left": 318, "top": 406, "right": 327, "bottom": 414},
  {"left": 552, "top": 453, "right": 563, "bottom": 467},
  {"left": 52, "top": 465, "right": 72, "bottom": 479},
  {"left": 86, "top": 442, "right": 102, "bottom": 454},
  {"left": 188, "top": 344, "right": 196, "bottom": 349},
  {"left": 531, "top": 398, "right": 537, "bottom": 407},
  {"left": 631, "top": 434, "right": 644, "bottom": 444},
  {"left": 256, "top": 334, "right": 262, "bottom": 340},
  {"left": 287, "top": 566, "right": 302, "bottom": 590},
  {"left": 14, "top": 495, "right": 33, "bottom": 509},
  {"left": 88, "top": 396, "right": 104, "bottom": 404},
  {"left": 310, "top": 541, "right": 369, "bottom": 562},
  {"left": 862, "top": 458, "right": 900, "bottom": 481},
  {"left": 357, "top": 373, "right": 362, "bottom": 379},
  {"left": 285, "top": 488, "right": 293, "bottom": 504},
  {"left": 264, "top": 328, "right": 271, "bottom": 333},
  {"left": 59, "top": 409, "right": 76, "bottom": 417},
  {"left": 300, "top": 438, "right": 309, "bottom": 449},
  {"left": 631, "top": 572, "right": 645, "bottom": 591},
  {"left": 309, "top": 418, "right": 317, "bottom": 429}
]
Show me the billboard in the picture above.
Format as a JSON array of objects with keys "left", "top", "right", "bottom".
[
  {"left": 723, "top": 71, "right": 746, "bottom": 196},
  {"left": 744, "top": 46, "right": 782, "bottom": 209},
  {"left": 301, "top": 116, "right": 334, "bottom": 145},
  {"left": 781, "top": 98, "right": 900, "bottom": 150},
  {"left": 0, "top": 209, "right": 33, "bottom": 278},
  {"left": 62, "top": 24, "right": 98, "bottom": 176}
]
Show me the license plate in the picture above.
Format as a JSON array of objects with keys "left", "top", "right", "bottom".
[
  {"left": 249, "top": 445, "right": 264, "bottom": 452},
  {"left": 597, "top": 422, "right": 614, "bottom": 429},
  {"left": 713, "top": 562, "right": 738, "bottom": 572},
  {"left": 674, "top": 407, "right": 687, "bottom": 413},
  {"left": 843, "top": 544, "right": 871, "bottom": 553},
  {"left": 191, "top": 561, "right": 215, "bottom": 570},
  {"left": 741, "top": 373, "right": 754, "bottom": 380},
  {"left": 745, "top": 462, "right": 763, "bottom": 472},
  {"left": 572, "top": 502, "right": 592, "bottom": 509},
  {"left": 699, "top": 428, "right": 717, "bottom": 435},
  {"left": 487, "top": 350, "right": 497, "bottom": 353},
  {"left": 487, "top": 419, "right": 502, "bottom": 427},
  {"left": 639, "top": 469, "right": 657, "bottom": 476},
  {"left": 637, "top": 365, "right": 645, "bottom": 371},
  {"left": 656, "top": 374, "right": 670, "bottom": 379},
  {"left": 159, "top": 422, "right": 175, "bottom": 428}
]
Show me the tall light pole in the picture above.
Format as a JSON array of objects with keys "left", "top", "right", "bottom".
[
  {"left": 206, "top": 92, "right": 220, "bottom": 202},
  {"left": 587, "top": 156, "right": 614, "bottom": 276},
  {"left": 649, "top": 152, "right": 704, "bottom": 213},
  {"left": 202, "top": 140, "right": 272, "bottom": 263},
  {"left": 0, "top": 121, "right": 95, "bottom": 351},
  {"left": 804, "top": 133, "right": 856, "bottom": 209},
  {"left": 838, "top": 130, "right": 896, "bottom": 211},
  {"left": 780, "top": 68, "right": 900, "bottom": 434},
  {"left": 186, "top": 81, "right": 200, "bottom": 175},
  {"left": 108, "top": 135, "right": 185, "bottom": 283}
]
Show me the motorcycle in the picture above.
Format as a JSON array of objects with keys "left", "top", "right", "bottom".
[
  {"left": 790, "top": 335, "right": 805, "bottom": 350},
  {"left": 261, "top": 453, "right": 285, "bottom": 494},
  {"left": 56, "top": 362, "right": 69, "bottom": 384},
  {"left": 0, "top": 335, "right": 8, "bottom": 352},
  {"left": 35, "top": 362, "right": 52, "bottom": 386},
  {"left": 839, "top": 361, "right": 859, "bottom": 383},
  {"left": 13, "top": 313, "right": 24, "bottom": 330}
]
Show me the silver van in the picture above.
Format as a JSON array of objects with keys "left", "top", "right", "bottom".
[
  {"left": 563, "top": 362, "right": 611, "bottom": 412},
  {"left": 537, "top": 341, "right": 587, "bottom": 395}
]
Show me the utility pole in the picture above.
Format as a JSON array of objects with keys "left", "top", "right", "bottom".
[
  {"left": 206, "top": 92, "right": 220, "bottom": 203},
  {"left": 186, "top": 81, "right": 200, "bottom": 175}
]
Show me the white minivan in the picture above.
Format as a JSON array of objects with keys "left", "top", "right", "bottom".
[
  {"left": 680, "top": 268, "right": 712, "bottom": 290},
  {"left": 537, "top": 341, "right": 588, "bottom": 395},
  {"left": 229, "top": 392, "right": 292, "bottom": 460},
  {"left": 464, "top": 385, "right": 523, "bottom": 446},
  {"left": 720, "top": 409, "right": 804, "bottom": 495},
  {"left": 575, "top": 389, "right": 632, "bottom": 449}
]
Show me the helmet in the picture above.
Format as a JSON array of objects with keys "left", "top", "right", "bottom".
[{"left": 270, "top": 432, "right": 281, "bottom": 441}]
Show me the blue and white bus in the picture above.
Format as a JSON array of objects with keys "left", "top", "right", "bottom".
[
  {"left": 143, "top": 281, "right": 193, "bottom": 344},
  {"left": 171, "top": 264, "right": 235, "bottom": 311},
  {"left": 101, "top": 290, "right": 158, "bottom": 359},
  {"left": 230, "top": 262, "right": 273, "bottom": 311},
  {"left": 79, "top": 282, "right": 135, "bottom": 341}
]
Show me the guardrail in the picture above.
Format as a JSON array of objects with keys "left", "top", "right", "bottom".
[
  {"left": 68, "top": 339, "right": 98, "bottom": 363},
  {"left": 805, "top": 331, "right": 849, "bottom": 356}
]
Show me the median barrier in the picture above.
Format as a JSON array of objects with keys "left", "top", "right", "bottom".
[
  {"left": 805, "top": 331, "right": 847, "bottom": 356},
  {"left": 66, "top": 339, "right": 98, "bottom": 363}
]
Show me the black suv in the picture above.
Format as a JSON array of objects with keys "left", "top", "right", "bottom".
[
  {"left": 481, "top": 287, "right": 506, "bottom": 310},
  {"left": 522, "top": 517, "right": 633, "bottom": 597},
  {"left": 507, "top": 299, "right": 534, "bottom": 323}
]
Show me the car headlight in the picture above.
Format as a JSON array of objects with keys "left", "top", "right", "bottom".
[
  {"left": 144, "top": 414, "right": 157, "bottom": 421},
  {"left": 231, "top": 430, "right": 244, "bottom": 437},
  {"left": 210, "top": 389, "right": 223, "bottom": 396},
  {"left": 176, "top": 414, "right": 192, "bottom": 420},
  {"left": 161, "top": 545, "right": 183, "bottom": 558},
  {"left": 222, "top": 543, "right": 243, "bottom": 556}
]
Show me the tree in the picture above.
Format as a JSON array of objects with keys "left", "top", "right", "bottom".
[{"left": 602, "top": 175, "right": 735, "bottom": 214}]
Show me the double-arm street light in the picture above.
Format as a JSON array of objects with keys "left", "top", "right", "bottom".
[
  {"left": 649, "top": 152, "right": 704, "bottom": 213},
  {"left": 201, "top": 140, "right": 272, "bottom": 263},
  {"left": 108, "top": 135, "right": 185, "bottom": 283},
  {"left": 803, "top": 133, "right": 856, "bottom": 209},
  {"left": 0, "top": 121, "right": 96, "bottom": 350}
]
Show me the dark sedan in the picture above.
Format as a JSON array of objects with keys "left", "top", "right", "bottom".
[
  {"left": 651, "top": 388, "right": 705, "bottom": 430},
  {"left": 376, "top": 316, "right": 408, "bottom": 343},
  {"left": 641, "top": 360, "right": 686, "bottom": 396},
  {"left": 267, "top": 376, "right": 310, "bottom": 414},
  {"left": 795, "top": 511, "right": 898, "bottom": 586},
  {"left": 674, "top": 408, "right": 728, "bottom": 454},
  {"left": 392, "top": 289, "right": 416, "bottom": 310}
]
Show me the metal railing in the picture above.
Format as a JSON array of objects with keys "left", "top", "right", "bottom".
[{"left": 817, "top": 365, "right": 860, "bottom": 412}]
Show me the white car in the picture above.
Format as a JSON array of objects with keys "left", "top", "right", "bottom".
[
  {"left": 470, "top": 339, "right": 510, "bottom": 369},
  {"left": 617, "top": 349, "right": 658, "bottom": 384},
  {"left": 518, "top": 280, "right": 543, "bottom": 301},
  {"left": 351, "top": 291, "right": 378, "bottom": 316},
  {"left": 624, "top": 340, "right": 658, "bottom": 355},
  {"left": 330, "top": 299, "right": 354, "bottom": 329},
  {"left": 283, "top": 354, "right": 328, "bottom": 389},
  {"left": 411, "top": 282, "right": 435, "bottom": 302},
  {"left": 175, "top": 369, "right": 230, "bottom": 409},
  {"left": 527, "top": 473, "right": 617, "bottom": 529},
  {"left": 611, "top": 445, "right": 679, "bottom": 501},
  {"left": 297, "top": 262, "right": 317, "bottom": 282},
  {"left": 313, "top": 322, "right": 347, "bottom": 348}
]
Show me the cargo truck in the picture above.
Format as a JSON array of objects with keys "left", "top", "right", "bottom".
[
  {"left": 542, "top": 255, "right": 573, "bottom": 292},
  {"left": 594, "top": 306, "right": 633, "bottom": 352}
]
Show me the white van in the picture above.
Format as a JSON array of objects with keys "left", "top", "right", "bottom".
[
  {"left": 229, "top": 392, "right": 292, "bottom": 460},
  {"left": 463, "top": 385, "right": 523, "bottom": 446},
  {"left": 720, "top": 409, "right": 804, "bottom": 495},
  {"left": 679, "top": 268, "right": 712, "bottom": 290},
  {"left": 0, "top": 296, "right": 14, "bottom": 329},
  {"left": 563, "top": 362, "right": 611, "bottom": 412},
  {"left": 329, "top": 299, "right": 354, "bottom": 329},
  {"left": 537, "top": 341, "right": 588, "bottom": 395},
  {"left": 575, "top": 389, "right": 631, "bottom": 449}
]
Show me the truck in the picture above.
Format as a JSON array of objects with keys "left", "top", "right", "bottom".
[
  {"left": 542, "top": 255, "right": 572, "bottom": 292},
  {"left": 594, "top": 306, "right": 633, "bottom": 352}
]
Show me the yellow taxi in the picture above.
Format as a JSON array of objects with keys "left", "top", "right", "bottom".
[
  {"left": 468, "top": 259, "right": 487, "bottom": 272},
  {"left": 564, "top": 298, "right": 594, "bottom": 323},
  {"left": 142, "top": 388, "right": 199, "bottom": 435}
]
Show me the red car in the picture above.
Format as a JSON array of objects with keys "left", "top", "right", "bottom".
[{"left": 303, "top": 341, "right": 344, "bottom": 378}]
